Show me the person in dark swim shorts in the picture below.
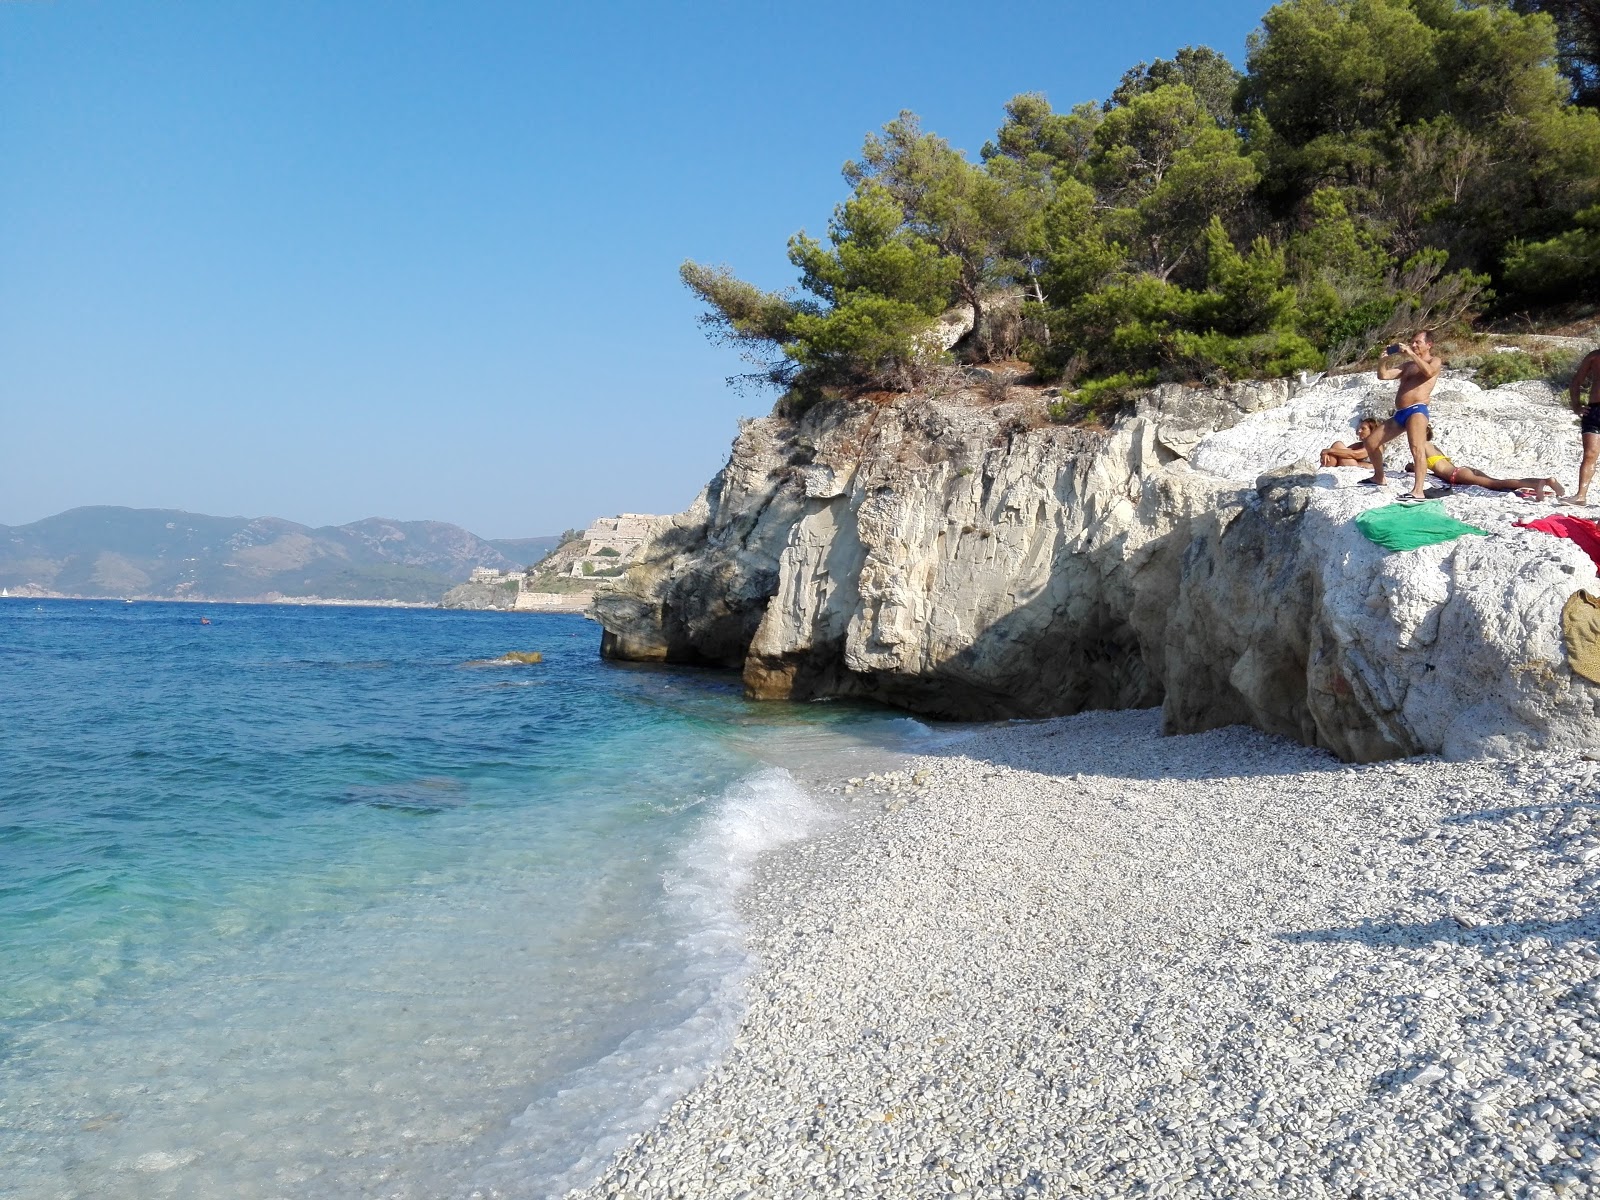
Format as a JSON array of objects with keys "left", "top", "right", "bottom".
[{"left": 1566, "top": 348, "right": 1600, "bottom": 507}]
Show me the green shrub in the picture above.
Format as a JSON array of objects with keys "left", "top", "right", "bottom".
[
  {"left": 594, "top": 547, "right": 620, "bottom": 557},
  {"left": 1320, "top": 298, "right": 1398, "bottom": 354},
  {"left": 1472, "top": 348, "right": 1580, "bottom": 390},
  {"left": 1047, "top": 371, "right": 1158, "bottom": 421},
  {"left": 1502, "top": 207, "right": 1600, "bottom": 303},
  {"left": 1170, "top": 329, "right": 1322, "bottom": 380},
  {"left": 1473, "top": 351, "right": 1542, "bottom": 388}
]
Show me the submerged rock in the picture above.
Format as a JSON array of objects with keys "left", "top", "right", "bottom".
[
  {"left": 595, "top": 372, "right": 1597, "bottom": 760},
  {"left": 465, "top": 650, "right": 544, "bottom": 666}
]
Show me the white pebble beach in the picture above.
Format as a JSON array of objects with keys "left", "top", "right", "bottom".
[{"left": 569, "top": 709, "right": 1600, "bottom": 1200}]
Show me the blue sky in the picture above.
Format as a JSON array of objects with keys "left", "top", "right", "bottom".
[{"left": 2, "top": 0, "right": 1272, "bottom": 538}]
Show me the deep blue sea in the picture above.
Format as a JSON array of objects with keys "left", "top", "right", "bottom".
[{"left": 0, "top": 599, "right": 928, "bottom": 1198}]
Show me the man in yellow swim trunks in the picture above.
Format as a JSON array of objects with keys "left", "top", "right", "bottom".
[{"left": 1362, "top": 330, "right": 1442, "bottom": 503}]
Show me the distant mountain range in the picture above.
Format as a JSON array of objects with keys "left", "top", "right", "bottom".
[{"left": 0, "top": 507, "right": 562, "bottom": 604}]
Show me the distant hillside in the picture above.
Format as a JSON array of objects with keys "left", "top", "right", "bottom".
[
  {"left": 0, "top": 507, "right": 558, "bottom": 603},
  {"left": 484, "top": 535, "right": 564, "bottom": 568}
]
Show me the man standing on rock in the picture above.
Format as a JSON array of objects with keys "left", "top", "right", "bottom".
[
  {"left": 1563, "top": 347, "right": 1600, "bottom": 507},
  {"left": 1362, "top": 330, "right": 1442, "bottom": 503}
]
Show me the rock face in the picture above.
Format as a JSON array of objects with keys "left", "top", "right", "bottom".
[
  {"left": 595, "top": 372, "right": 1600, "bottom": 760},
  {"left": 439, "top": 575, "right": 523, "bottom": 611},
  {"left": 1167, "top": 375, "right": 1600, "bottom": 761}
]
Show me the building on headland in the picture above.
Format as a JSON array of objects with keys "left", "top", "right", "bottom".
[
  {"left": 565, "top": 513, "right": 671, "bottom": 581},
  {"left": 581, "top": 514, "right": 663, "bottom": 554},
  {"left": 441, "top": 513, "right": 669, "bottom": 613}
]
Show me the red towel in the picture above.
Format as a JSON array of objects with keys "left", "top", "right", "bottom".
[{"left": 1516, "top": 515, "right": 1600, "bottom": 572}]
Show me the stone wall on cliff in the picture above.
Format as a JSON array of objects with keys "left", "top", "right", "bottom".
[{"left": 593, "top": 371, "right": 1600, "bottom": 760}]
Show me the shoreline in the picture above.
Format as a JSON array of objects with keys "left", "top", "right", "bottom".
[
  {"left": 0, "top": 593, "right": 559, "bottom": 611},
  {"left": 571, "top": 709, "right": 1600, "bottom": 1198}
]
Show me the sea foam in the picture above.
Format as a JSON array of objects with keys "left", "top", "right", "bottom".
[{"left": 477, "top": 768, "right": 834, "bottom": 1196}]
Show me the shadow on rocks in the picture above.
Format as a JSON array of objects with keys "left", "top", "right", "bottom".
[
  {"left": 913, "top": 707, "right": 1352, "bottom": 784},
  {"left": 1276, "top": 910, "right": 1600, "bottom": 952}
]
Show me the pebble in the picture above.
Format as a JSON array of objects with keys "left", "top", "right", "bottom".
[{"left": 567, "top": 710, "right": 1600, "bottom": 1199}]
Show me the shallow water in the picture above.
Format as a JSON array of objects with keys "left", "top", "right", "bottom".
[{"left": 0, "top": 600, "right": 926, "bottom": 1198}]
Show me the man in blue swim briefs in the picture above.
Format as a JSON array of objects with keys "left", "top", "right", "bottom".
[
  {"left": 1562, "top": 347, "right": 1600, "bottom": 507},
  {"left": 1362, "top": 329, "right": 1441, "bottom": 503}
]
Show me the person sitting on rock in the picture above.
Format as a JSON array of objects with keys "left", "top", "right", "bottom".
[
  {"left": 1405, "top": 426, "right": 1566, "bottom": 501},
  {"left": 1321, "top": 418, "right": 1381, "bottom": 467}
]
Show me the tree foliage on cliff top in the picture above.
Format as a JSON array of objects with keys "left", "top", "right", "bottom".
[{"left": 685, "top": 0, "right": 1600, "bottom": 409}]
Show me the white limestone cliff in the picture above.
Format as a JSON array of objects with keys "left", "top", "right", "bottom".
[{"left": 594, "top": 372, "right": 1600, "bottom": 760}]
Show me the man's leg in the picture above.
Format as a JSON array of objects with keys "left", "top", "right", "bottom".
[
  {"left": 1363, "top": 421, "right": 1400, "bottom": 484},
  {"left": 1578, "top": 433, "right": 1600, "bottom": 503},
  {"left": 1401, "top": 413, "right": 1430, "bottom": 498}
]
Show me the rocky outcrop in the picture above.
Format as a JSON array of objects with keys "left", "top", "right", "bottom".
[
  {"left": 440, "top": 576, "right": 523, "bottom": 611},
  {"left": 1164, "top": 376, "right": 1600, "bottom": 760},
  {"left": 595, "top": 370, "right": 1599, "bottom": 760}
]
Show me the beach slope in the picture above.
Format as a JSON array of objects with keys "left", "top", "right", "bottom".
[{"left": 573, "top": 710, "right": 1600, "bottom": 1199}]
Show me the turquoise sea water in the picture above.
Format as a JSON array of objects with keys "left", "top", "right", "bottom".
[{"left": 0, "top": 600, "right": 925, "bottom": 1198}]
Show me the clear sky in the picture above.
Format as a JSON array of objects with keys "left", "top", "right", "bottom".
[{"left": 2, "top": 0, "right": 1273, "bottom": 538}]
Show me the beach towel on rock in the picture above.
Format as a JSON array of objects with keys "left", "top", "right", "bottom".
[
  {"left": 1354, "top": 501, "right": 1487, "bottom": 552},
  {"left": 1516, "top": 515, "right": 1600, "bottom": 573},
  {"left": 1562, "top": 590, "right": 1600, "bottom": 684}
]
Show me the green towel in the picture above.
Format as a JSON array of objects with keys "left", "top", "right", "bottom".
[{"left": 1354, "top": 500, "right": 1487, "bottom": 551}]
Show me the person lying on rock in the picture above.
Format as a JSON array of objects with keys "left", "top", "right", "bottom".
[
  {"left": 1404, "top": 425, "right": 1566, "bottom": 501},
  {"left": 1564, "top": 347, "right": 1600, "bottom": 507},
  {"left": 1363, "top": 330, "right": 1442, "bottom": 503},
  {"left": 1321, "top": 418, "right": 1381, "bottom": 467}
]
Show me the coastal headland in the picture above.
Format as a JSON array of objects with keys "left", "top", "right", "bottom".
[
  {"left": 576, "top": 349, "right": 1600, "bottom": 1197},
  {"left": 441, "top": 515, "right": 668, "bottom": 615},
  {"left": 594, "top": 355, "right": 1600, "bottom": 762},
  {"left": 572, "top": 709, "right": 1600, "bottom": 1199}
]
